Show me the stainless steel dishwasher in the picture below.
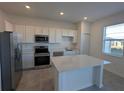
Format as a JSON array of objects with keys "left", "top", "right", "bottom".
[{"left": 53, "top": 51, "right": 64, "bottom": 57}]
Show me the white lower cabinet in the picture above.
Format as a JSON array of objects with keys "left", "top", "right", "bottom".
[{"left": 22, "top": 53, "right": 34, "bottom": 69}]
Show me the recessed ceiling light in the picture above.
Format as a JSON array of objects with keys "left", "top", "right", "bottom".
[
  {"left": 25, "top": 5, "right": 30, "bottom": 9},
  {"left": 84, "top": 17, "right": 88, "bottom": 20},
  {"left": 60, "top": 12, "right": 64, "bottom": 15}
]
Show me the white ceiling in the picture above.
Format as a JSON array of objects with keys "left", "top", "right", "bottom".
[{"left": 0, "top": 2, "right": 124, "bottom": 23}]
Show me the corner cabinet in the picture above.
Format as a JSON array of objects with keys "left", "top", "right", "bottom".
[{"left": 25, "top": 26, "right": 35, "bottom": 43}]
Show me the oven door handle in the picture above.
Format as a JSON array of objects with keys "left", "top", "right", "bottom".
[{"left": 35, "top": 53, "right": 50, "bottom": 57}]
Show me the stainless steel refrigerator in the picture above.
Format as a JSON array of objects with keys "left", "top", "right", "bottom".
[{"left": 0, "top": 31, "right": 22, "bottom": 90}]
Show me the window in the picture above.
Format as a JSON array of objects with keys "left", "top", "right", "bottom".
[{"left": 103, "top": 23, "right": 124, "bottom": 57}]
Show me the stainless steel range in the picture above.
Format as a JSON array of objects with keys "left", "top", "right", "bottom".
[{"left": 34, "top": 46, "right": 50, "bottom": 66}]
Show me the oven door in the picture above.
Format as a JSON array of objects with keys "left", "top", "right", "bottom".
[{"left": 35, "top": 54, "right": 50, "bottom": 66}]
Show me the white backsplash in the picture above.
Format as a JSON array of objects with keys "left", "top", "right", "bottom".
[{"left": 49, "top": 37, "right": 76, "bottom": 52}]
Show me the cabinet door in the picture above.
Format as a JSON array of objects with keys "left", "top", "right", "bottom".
[
  {"left": 42, "top": 27, "right": 49, "bottom": 35},
  {"left": 62, "top": 29, "right": 68, "bottom": 36},
  {"left": 25, "top": 26, "right": 35, "bottom": 43},
  {"left": 49, "top": 28, "right": 56, "bottom": 43},
  {"left": 22, "top": 53, "right": 34, "bottom": 69},
  {"left": 35, "top": 26, "right": 42, "bottom": 35},
  {"left": 5, "top": 20, "right": 13, "bottom": 32},
  {"left": 56, "top": 29, "right": 62, "bottom": 43},
  {"left": 73, "top": 30, "right": 77, "bottom": 43},
  {"left": 14, "top": 24, "right": 26, "bottom": 43},
  {"left": 68, "top": 30, "right": 74, "bottom": 37}
]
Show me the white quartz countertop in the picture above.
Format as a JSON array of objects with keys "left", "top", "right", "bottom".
[{"left": 51, "top": 55, "right": 108, "bottom": 72}]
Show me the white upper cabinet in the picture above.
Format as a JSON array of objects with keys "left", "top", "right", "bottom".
[
  {"left": 14, "top": 24, "right": 77, "bottom": 44},
  {"left": 62, "top": 29, "right": 75, "bottom": 37},
  {"left": 14, "top": 24, "right": 26, "bottom": 43},
  {"left": 25, "top": 25, "right": 35, "bottom": 43},
  {"left": 56, "top": 29, "right": 62, "bottom": 43},
  {"left": 72, "top": 30, "right": 77, "bottom": 43},
  {"left": 49, "top": 28, "right": 56, "bottom": 43},
  {"left": 4, "top": 20, "right": 13, "bottom": 32},
  {"left": 68, "top": 30, "right": 74, "bottom": 37},
  {"left": 62, "top": 29, "right": 68, "bottom": 36},
  {"left": 35, "top": 26, "right": 42, "bottom": 35},
  {"left": 42, "top": 27, "right": 49, "bottom": 35}
]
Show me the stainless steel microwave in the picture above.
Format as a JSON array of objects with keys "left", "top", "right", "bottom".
[{"left": 35, "top": 35, "right": 49, "bottom": 43}]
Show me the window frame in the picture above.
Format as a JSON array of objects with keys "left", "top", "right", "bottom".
[{"left": 102, "top": 24, "right": 124, "bottom": 57}]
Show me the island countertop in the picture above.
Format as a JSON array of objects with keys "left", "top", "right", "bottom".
[{"left": 51, "top": 55, "right": 105, "bottom": 72}]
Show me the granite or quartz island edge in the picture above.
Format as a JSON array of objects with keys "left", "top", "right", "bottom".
[{"left": 51, "top": 55, "right": 105, "bottom": 72}]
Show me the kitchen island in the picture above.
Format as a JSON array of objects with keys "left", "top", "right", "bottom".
[{"left": 51, "top": 55, "right": 110, "bottom": 91}]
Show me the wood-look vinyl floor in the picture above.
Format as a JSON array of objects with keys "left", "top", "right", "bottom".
[{"left": 16, "top": 67, "right": 124, "bottom": 91}]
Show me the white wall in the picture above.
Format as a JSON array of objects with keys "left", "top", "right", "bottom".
[
  {"left": 90, "top": 12, "right": 124, "bottom": 78},
  {"left": 7, "top": 14, "right": 77, "bottom": 30}
]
